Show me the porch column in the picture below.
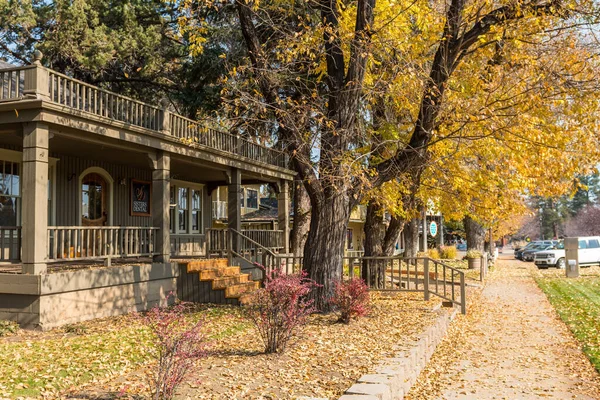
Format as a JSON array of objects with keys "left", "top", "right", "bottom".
[
  {"left": 22, "top": 122, "right": 49, "bottom": 274},
  {"left": 152, "top": 151, "right": 170, "bottom": 263},
  {"left": 202, "top": 187, "right": 212, "bottom": 231},
  {"left": 278, "top": 180, "right": 290, "bottom": 253},
  {"left": 228, "top": 168, "right": 242, "bottom": 253}
]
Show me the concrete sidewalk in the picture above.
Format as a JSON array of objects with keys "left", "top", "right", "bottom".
[{"left": 407, "top": 256, "right": 600, "bottom": 400}]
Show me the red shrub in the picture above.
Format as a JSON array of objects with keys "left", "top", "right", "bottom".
[
  {"left": 139, "top": 299, "right": 205, "bottom": 400},
  {"left": 331, "top": 278, "right": 370, "bottom": 324},
  {"left": 245, "top": 268, "right": 318, "bottom": 354}
]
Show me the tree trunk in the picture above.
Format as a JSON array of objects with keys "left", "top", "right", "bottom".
[
  {"left": 404, "top": 217, "right": 420, "bottom": 258},
  {"left": 464, "top": 216, "right": 486, "bottom": 252},
  {"left": 290, "top": 177, "right": 310, "bottom": 257},
  {"left": 302, "top": 192, "right": 350, "bottom": 312}
]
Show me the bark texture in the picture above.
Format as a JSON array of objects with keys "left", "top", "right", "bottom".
[
  {"left": 464, "top": 216, "right": 486, "bottom": 252},
  {"left": 404, "top": 217, "right": 420, "bottom": 258},
  {"left": 290, "top": 177, "right": 310, "bottom": 257}
]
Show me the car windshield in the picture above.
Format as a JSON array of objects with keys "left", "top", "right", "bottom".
[{"left": 554, "top": 242, "right": 565, "bottom": 250}]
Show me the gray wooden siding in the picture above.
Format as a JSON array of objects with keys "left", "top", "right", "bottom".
[{"left": 53, "top": 154, "right": 153, "bottom": 227}]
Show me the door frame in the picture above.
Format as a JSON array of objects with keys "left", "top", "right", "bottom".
[{"left": 78, "top": 167, "right": 114, "bottom": 226}]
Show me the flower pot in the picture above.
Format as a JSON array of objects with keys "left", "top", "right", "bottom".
[{"left": 468, "top": 257, "right": 481, "bottom": 270}]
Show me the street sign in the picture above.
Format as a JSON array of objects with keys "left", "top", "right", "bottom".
[{"left": 429, "top": 221, "right": 438, "bottom": 237}]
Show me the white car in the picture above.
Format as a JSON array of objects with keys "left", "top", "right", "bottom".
[{"left": 534, "top": 237, "right": 600, "bottom": 269}]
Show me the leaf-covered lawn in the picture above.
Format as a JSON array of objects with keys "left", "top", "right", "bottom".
[
  {"left": 537, "top": 275, "right": 600, "bottom": 372},
  {"left": 0, "top": 305, "right": 250, "bottom": 399}
]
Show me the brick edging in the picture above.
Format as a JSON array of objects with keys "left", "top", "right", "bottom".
[{"left": 339, "top": 306, "right": 458, "bottom": 400}]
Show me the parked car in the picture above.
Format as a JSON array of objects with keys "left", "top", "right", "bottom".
[
  {"left": 456, "top": 243, "right": 467, "bottom": 251},
  {"left": 535, "top": 237, "right": 600, "bottom": 269},
  {"left": 522, "top": 243, "right": 556, "bottom": 261},
  {"left": 515, "top": 240, "right": 557, "bottom": 260}
]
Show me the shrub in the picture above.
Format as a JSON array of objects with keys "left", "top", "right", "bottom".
[
  {"left": 63, "top": 323, "right": 87, "bottom": 335},
  {"left": 428, "top": 248, "right": 441, "bottom": 259},
  {"left": 245, "top": 268, "right": 317, "bottom": 354},
  {"left": 439, "top": 245, "right": 457, "bottom": 259},
  {"left": 465, "top": 249, "right": 483, "bottom": 259},
  {"left": 330, "top": 278, "right": 370, "bottom": 324},
  {"left": 139, "top": 300, "right": 205, "bottom": 400},
  {"left": 0, "top": 320, "right": 18, "bottom": 337}
]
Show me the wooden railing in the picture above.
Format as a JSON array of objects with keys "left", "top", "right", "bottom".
[
  {"left": 47, "top": 70, "right": 162, "bottom": 130},
  {"left": 170, "top": 233, "right": 205, "bottom": 257},
  {"left": 241, "top": 230, "right": 283, "bottom": 249},
  {"left": 170, "top": 114, "right": 287, "bottom": 168},
  {"left": 47, "top": 226, "right": 158, "bottom": 261},
  {"left": 1, "top": 62, "right": 290, "bottom": 169},
  {"left": 206, "top": 228, "right": 229, "bottom": 256},
  {"left": 0, "top": 226, "right": 21, "bottom": 262},
  {"left": 0, "top": 66, "right": 28, "bottom": 101}
]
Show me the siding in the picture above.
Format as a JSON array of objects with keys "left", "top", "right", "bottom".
[{"left": 53, "top": 154, "right": 152, "bottom": 227}]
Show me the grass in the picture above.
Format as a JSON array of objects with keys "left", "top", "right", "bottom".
[
  {"left": 537, "top": 275, "right": 600, "bottom": 372},
  {"left": 0, "top": 304, "right": 250, "bottom": 398}
]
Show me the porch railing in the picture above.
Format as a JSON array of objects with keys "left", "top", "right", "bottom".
[
  {"left": 0, "top": 226, "right": 21, "bottom": 262},
  {"left": 0, "top": 66, "right": 28, "bottom": 101},
  {"left": 206, "top": 228, "right": 284, "bottom": 256},
  {"left": 240, "top": 230, "right": 284, "bottom": 250},
  {"left": 47, "top": 226, "right": 158, "bottom": 261}
]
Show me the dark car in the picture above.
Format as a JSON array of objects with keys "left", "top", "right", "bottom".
[
  {"left": 522, "top": 243, "right": 556, "bottom": 261},
  {"left": 515, "top": 240, "right": 557, "bottom": 260}
]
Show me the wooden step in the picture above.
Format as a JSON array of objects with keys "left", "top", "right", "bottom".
[
  {"left": 225, "top": 281, "right": 260, "bottom": 298},
  {"left": 186, "top": 258, "right": 229, "bottom": 273},
  {"left": 199, "top": 266, "right": 241, "bottom": 281},
  {"left": 212, "top": 274, "right": 250, "bottom": 290}
]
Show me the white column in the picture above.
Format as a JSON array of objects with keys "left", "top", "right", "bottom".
[{"left": 22, "top": 122, "right": 49, "bottom": 274}]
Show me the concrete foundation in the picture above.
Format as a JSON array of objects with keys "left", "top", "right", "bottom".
[{"left": 0, "top": 262, "right": 177, "bottom": 330}]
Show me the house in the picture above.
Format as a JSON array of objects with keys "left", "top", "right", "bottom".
[{"left": 0, "top": 53, "right": 294, "bottom": 329}]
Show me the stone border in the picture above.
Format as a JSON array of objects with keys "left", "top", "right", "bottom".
[{"left": 339, "top": 306, "right": 458, "bottom": 400}]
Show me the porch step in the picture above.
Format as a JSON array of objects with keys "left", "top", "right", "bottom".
[
  {"left": 212, "top": 274, "right": 250, "bottom": 290},
  {"left": 225, "top": 281, "right": 260, "bottom": 299},
  {"left": 199, "top": 266, "right": 241, "bottom": 281},
  {"left": 187, "top": 258, "right": 229, "bottom": 273}
]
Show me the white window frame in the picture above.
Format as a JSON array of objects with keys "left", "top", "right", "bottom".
[{"left": 171, "top": 180, "right": 204, "bottom": 234}]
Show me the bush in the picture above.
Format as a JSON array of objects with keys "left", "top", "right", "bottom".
[
  {"left": 140, "top": 300, "right": 205, "bottom": 400},
  {"left": 245, "top": 268, "right": 317, "bottom": 354},
  {"left": 439, "top": 245, "right": 457, "bottom": 259},
  {"left": 330, "top": 278, "right": 370, "bottom": 324},
  {"left": 465, "top": 249, "right": 483, "bottom": 259},
  {"left": 0, "top": 320, "right": 18, "bottom": 337},
  {"left": 63, "top": 323, "right": 87, "bottom": 335},
  {"left": 428, "top": 248, "right": 441, "bottom": 259}
]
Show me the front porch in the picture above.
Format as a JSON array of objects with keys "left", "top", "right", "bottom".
[{"left": 0, "top": 54, "right": 294, "bottom": 328}]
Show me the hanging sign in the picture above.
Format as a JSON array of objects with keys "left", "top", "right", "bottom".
[
  {"left": 131, "top": 179, "right": 152, "bottom": 216},
  {"left": 429, "top": 221, "right": 438, "bottom": 237}
]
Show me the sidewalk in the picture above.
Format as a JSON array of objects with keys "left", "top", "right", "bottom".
[{"left": 407, "top": 256, "right": 600, "bottom": 400}]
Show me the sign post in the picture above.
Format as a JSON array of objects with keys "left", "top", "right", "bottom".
[{"left": 564, "top": 237, "right": 579, "bottom": 278}]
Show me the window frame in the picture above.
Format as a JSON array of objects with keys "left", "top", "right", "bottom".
[{"left": 171, "top": 180, "right": 204, "bottom": 235}]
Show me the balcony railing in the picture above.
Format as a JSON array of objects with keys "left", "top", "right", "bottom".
[
  {"left": 0, "top": 62, "right": 289, "bottom": 169},
  {"left": 47, "top": 226, "right": 158, "bottom": 261}
]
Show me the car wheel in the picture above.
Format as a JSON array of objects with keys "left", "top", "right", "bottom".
[{"left": 556, "top": 258, "right": 565, "bottom": 269}]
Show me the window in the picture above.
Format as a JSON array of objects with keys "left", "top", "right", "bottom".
[
  {"left": 0, "top": 160, "right": 19, "bottom": 226},
  {"left": 346, "top": 229, "right": 353, "bottom": 250},
  {"left": 579, "top": 240, "right": 588, "bottom": 249},
  {"left": 589, "top": 239, "right": 600, "bottom": 249},
  {"left": 191, "top": 189, "right": 201, "bottom": 232},
  {"left": 246, "top": 189, "right": 258, "bottom": 209},
  {"left": 178, "top": 187, "right": 188, "bottom": 232},
  {"left": 171, "top": 182, "right": 204, "bottom": 234}
]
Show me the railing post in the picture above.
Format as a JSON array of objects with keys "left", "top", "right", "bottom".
[
  {"left": 460, "top": 272, "right": 466, "bottom": 314},
  {"left": 23, "top": 51, "right": 50, "bottom": 101},
  {"left": 424, "top": 258, "right": 430, "bottom": 301},
  {"left": 159, "top": 98, "right": 170, "bottom": 135}
]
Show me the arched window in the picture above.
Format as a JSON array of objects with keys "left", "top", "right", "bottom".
[{"left": 79, "top": 168, "right": 113, "bottom": 226}]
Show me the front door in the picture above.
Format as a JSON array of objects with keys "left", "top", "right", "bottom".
[{"left": 82, "top": 173, "right": 108, "bottom": 226}]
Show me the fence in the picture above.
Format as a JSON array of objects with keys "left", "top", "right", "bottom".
[{"left": 47, "top": 226, "right": 158, "bottom": 261}]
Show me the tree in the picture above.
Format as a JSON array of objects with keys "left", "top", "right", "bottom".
[{"left": 182, "top": 0, "right": 600, "bottom": 308}]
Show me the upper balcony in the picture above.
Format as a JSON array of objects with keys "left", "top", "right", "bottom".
[{"left": 0, "top": 57, "right": 289, "bottom": 172}]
